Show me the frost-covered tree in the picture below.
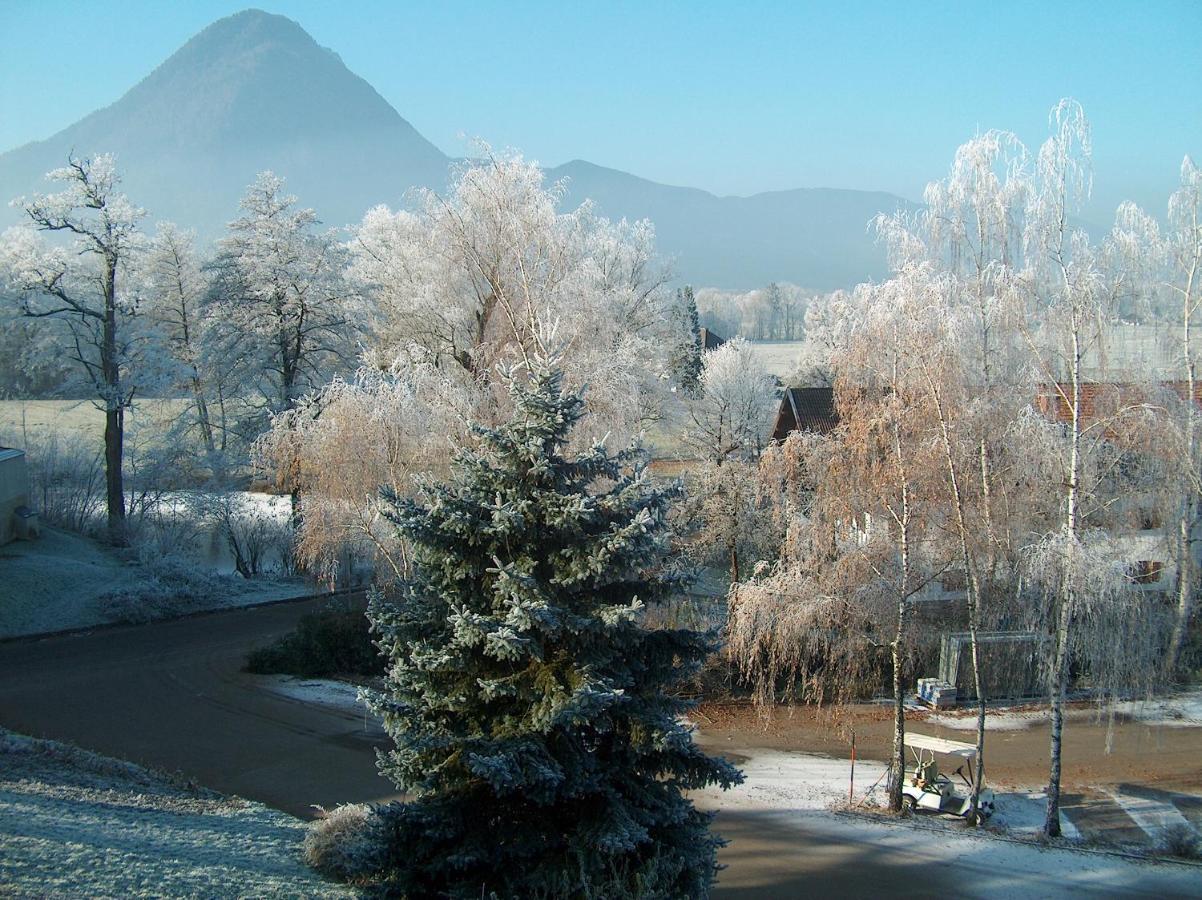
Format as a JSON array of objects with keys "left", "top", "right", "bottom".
[
  {"left": 211, "top": 172, "right": 358, "bottom": 418},
  {"left": 872, "top": 128, "right": 1035, "bottom": 823},
  {"left": 682, "top": 337, "right": 777, "bottom": 465},
  {"left": 791, "top": 286, "right": 869, "bottom": 387},
  {"left": 695, "top": 283, "right": 809, "bottom": 341},
  {"left": 361, "top": 362, "right": 740, "bottom": 898},
  {"left": 1162, "top": 157, "right": 1202, "bottom": 675},
  {"left": 142, "top": 224, "right": 217, "bottom": 454},
  {"left": 1, "top": 154, "right": 146, "bottom": 543},
  {"left": 275, "top": 153, "right": 675, "bottom": 577},
  {"left": 1013, "top": 101, "right": 1172, "bottom": 838},
  {"left": 668, "top": 285, "right": 703, "bottom": 394},
  {"left": 688, "top": 458, "right": 779, "bottom": 586},
  {"left": 350, "top": 151, "right": 670, "bottom": 436}
]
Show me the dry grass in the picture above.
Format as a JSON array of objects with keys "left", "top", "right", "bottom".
[{"left": 0, "top": 399, "right": 190, "bottom": 443}]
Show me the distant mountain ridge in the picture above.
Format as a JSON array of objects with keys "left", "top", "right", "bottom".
[{"left": 0, "top": 9, "right": 914, "bottom": 290}]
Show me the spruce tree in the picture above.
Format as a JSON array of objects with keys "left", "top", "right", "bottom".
[
  {"left": 670, "top": 286, "right": 704, "bottom": 395},
  {"left": 364, "top": 362, "right": 741, "bottom": 899}
]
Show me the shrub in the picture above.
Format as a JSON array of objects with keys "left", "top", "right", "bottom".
[
  {"left": 245, "top": 604, "right": 382, "bottom": 678},
  {"left": 1157, "top": 823, "right": 1200, "bottom": 859},
  {"left": 304, "top": 804, "right": 387, "bottom": 884},
  {"left": 97, "top": 553, "right": 234, "bottom": 625}
]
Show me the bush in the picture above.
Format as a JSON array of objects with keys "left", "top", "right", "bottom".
[
  {"left": 245, "top": 604, "right": 383, "bottom": 678},
  {"left": 97, "top": 553, "right": 235, "bottom": 625},
  {"left": 304, "top": 804, "right": 387, "bottom": 884},
  {"left": 1157, "top": 823, "right": 1200, "bottom": 859}
]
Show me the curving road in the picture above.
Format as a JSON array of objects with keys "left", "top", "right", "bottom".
[{"left": 0, "top": 598, "right": 1196, "bottom": 898}]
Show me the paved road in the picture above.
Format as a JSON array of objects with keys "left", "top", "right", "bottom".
[{"left": 0, "top": 599, "right": 1196, "bottom": 898}]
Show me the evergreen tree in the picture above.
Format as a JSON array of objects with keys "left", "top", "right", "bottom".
[
  {"left": 669, "top": 286, "right": 704, "bottom": 395},
  {"left": 364, "top": 361, "right": 741, "bottom": 899}
]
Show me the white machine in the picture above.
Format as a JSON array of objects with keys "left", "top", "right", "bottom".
[{"left": 901, "top": 732, "right": 995, "bottom": 819}]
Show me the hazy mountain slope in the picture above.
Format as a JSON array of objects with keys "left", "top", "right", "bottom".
[
  {"left": 0, "top": 10, "right": 450, "bottom": 232},
  {"left": 549, "top": 160, "right": 913, "bottom": 289},
  {"left": 0, "top": 8, "right": 912, "bottom": 288}
]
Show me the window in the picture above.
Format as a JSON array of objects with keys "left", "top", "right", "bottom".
[{"left": 1127, "top": 560, "right": 1164, "bottom": 585}]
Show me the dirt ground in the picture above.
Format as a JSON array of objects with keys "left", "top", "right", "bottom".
[{"left": 693, "top": 699, "right": 1202, "bottom": 795}]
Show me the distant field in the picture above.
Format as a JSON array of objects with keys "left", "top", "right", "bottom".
[
  {"left": 0, "top": 399, "right": 190, "bottom": 444},
  {"left": 746, "top": 340, "right": 806, "bottom": 380}
]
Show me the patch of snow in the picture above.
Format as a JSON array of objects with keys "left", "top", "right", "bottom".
[
  {"left": 928, "top": 708, "right": 1052, "bottom": 732},
  {"left": 691, "top": 747, "right": 1197, "bottom": 897},
  {"left": 926, "top": 689, "right": 1202, "bottom": 732},
  {"left": 695, "top": 746, "right": 889, "bottom": 811},
  {"left": 258, "top": 676, "right": 369, "bottom": 715},
  {"left": 1111, "top": 690, "right": 1202, "bottom": 728},
  {"left": 1106, "top": 788, "right": 1197, "bottom": 840}
]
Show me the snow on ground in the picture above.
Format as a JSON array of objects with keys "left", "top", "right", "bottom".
[
  {"left": 689, "top": 740, "right": 1079, "bottom": 838},
  {"left": 696, "top": 745, "right": 889, "bottom": 811},
  {"left": 0, "top": 729, "right": 353, "bottom": 898},
  {"left": 927, "top": 689, "right": 1202, "bottom": 732},
  {"left": 259, "top": 675, "right": 369, "bottom": 712},
  {"left": 0, "top": 525, "right": 307, "bottom": 639}
]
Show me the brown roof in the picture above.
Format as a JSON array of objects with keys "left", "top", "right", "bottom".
[
  {"left": 1035, "top": 381, "right": 1202, "bottom": 424},
  {"left": 772, "top": 387, "right": 838, "bottom": 442}
]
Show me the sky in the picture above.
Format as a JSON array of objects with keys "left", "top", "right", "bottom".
[{"left": 0, "top": 0, "right": 1199, "bottom": 220}]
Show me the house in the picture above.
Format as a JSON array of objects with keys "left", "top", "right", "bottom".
[
  {"left": 0, "top": 447, "right": 30, "bottom": 545},
  {"left": 1034, "top": 380, "right": 1202, "bottom": 597},
  {"left": 770, "top": 386, "right": 838, "bottom": 443},
  {"left": 699, "top": 327, "right": 726, "bottom": 352}
]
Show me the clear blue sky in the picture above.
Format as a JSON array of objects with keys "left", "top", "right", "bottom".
[{"left": 1, "top": 0, "right": 1198, "bottom": 220}]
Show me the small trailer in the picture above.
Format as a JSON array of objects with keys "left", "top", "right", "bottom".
[{"left": 901, "top": 732, "right": 994, "bottom": 819}]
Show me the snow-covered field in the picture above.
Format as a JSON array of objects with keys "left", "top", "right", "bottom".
[
  {"left": 746, "top": 340, "right": 806, "bottom": 380},
  {"left": 0, "top": 729, "right": 352, "bottom": 898},
  {"left": 927, "top": 689, "right": 1202, "bottom": 732},
  {"left": 0, "top": 524, "right": 306, "bottom": 639}
]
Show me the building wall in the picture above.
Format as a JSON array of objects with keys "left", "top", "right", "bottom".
[{"left": 0, "top": 450, "right": 29, "bottom": 545}]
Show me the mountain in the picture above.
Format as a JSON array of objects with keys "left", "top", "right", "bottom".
[
  {"left": 0, "top": 9, "right": 914, "bottom": 290},
  {"left": 548, "top": 160, "right": 913, "bottom": 289},
  {"left": 0, "top": 10, "right": 449, "bottom": 233}
]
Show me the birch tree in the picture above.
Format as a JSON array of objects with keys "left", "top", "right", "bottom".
[
  {"left": 1163, "top": 157, "right": 1202, "bottom": 675},
  {"left": 1, "top": 154, "right": 146, "bottom": 543},
  {"left": 1019, "top": 101, "right": 1168, "bottom": 837},
  {"left": 212, "top": 172, "right": 358, "bottom": 419},
  {"left": 143, "top": 224, "right": 216, "bottom": 454},
  {"left": 874, "top": 129, "right": 1035, "bottom": 823}
]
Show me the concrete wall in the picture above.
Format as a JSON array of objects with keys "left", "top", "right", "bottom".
[{"left": 0, "top": 448, "right": 29, "bottom": 545}]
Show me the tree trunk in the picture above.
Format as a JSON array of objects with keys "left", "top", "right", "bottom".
[
  {"left": 929, "top": 382, "right": 988, "bottom": 823},
  {"left": 1167, "top": 266, "right": 1198, "bottom": 677},
  {"left": 887, "top": 417, "right": 911, "bottom": 813},
  {"left": 1045, "top": 592, "right": 1072, "bottom": 837},
  {"left": 192, "top": 375, "right": 215, "bottom": 455},
  {"left": 1045, "top": 312, "right": 1083, "bottom": 839},
  {"left": 1167, "top": 509, "right": 1194, "bottom": 676},
  {"left": 888, "top": 604, "right": 906, "bottom": 812},
  {"left": 102, "top": 254, "right": 126, "bottom": 545},
  {"left": 103, "top": 406, "right": 126, "bottom": 544}
]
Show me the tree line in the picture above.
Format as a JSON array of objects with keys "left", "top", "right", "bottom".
[{"left": 719, "top": 101, "right": 1201, "bottom": 836}]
